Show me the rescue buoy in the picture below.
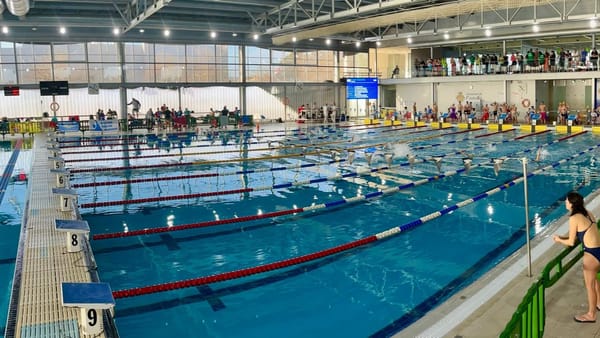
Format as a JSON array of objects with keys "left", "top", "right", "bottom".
[{"left": 521, "top": 98, "right": 530, "bottom": 108}]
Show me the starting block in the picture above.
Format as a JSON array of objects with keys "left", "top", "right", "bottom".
[
  {"left": 55, "top": 219, "right": 90, "bottom": 252},
  {"left": 50, "top": 168, "right": 70, "bottom": 188},
  {"left": 52, "top": 188, "right": 77, "bottom": 212},
  {"left": 61, "top": 282, "right": 115, "bottom": 336},
  {"left": 48, "top": 156, "right": 65, "bottom": 170}
]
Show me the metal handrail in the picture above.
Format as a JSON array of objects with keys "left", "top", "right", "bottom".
[{"left": 500, "top": 244, "right": 582, "bottom": 337}]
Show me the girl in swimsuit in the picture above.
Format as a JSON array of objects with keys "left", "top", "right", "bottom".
[{"left": 554, "top": 191, "right": 600, "bottom": 323}]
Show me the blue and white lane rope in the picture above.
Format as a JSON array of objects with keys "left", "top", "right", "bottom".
[{"left": 375, "top": 141, "right": 600, "bottom": 239}]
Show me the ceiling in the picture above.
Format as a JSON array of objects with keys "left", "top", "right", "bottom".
[{"left": 0, "top": 0, "right": 598, "bottom": 51}]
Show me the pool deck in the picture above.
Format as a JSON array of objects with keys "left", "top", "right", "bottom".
[
  {"left": 399, "top": 190, "right": 600, "bottom": 337},
  {"left": 6, "top": 133, "right": 114, "bottom": 338}
]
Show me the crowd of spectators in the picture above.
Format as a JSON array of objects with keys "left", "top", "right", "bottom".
[{"left": 412, "top": 48, "right": 600, "bottom": 77}]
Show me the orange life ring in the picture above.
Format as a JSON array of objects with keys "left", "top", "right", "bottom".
[{"left": 521, "top": 99, "right": 530, "bottom": 108}]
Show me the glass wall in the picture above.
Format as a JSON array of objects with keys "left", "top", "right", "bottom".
[{"left": 0, "top": 41, "right": 368, "bottom": 85}]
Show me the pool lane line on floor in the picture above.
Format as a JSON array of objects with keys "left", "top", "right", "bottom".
[
  {"left": 70, "top": 127, "right": 490, "bottom": 188},
  {"left": 59, "top": 127, "right": 334, "bottom": 155},
  {"left": 0, "top": 139, "right": 23, "bottom": 205},
  {"left": 78, "top": 128, "right": 562, "bottom": 205},
  {"left": 67, "top": 127, "right": 480, "bottom": 174},
  {"left": 61, "top": 125, "right": 442, "bottom": 161},
  {"left": 91, "top": 132, "right": 586, "bottom": 239},
  {"left": 108, "top": 141, "right": 600, "bottom": 300},
  {"left": 63, "top": 137, "right": 350, "bottom": 163}
]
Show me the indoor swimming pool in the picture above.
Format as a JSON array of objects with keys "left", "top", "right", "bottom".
[{"left": 60, "top": 124, "right": 600, "bottom": 337}]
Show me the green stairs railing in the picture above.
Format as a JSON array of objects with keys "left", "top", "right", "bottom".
[{"left": 500, "top": 244, "right": 583, "bottom": 337}]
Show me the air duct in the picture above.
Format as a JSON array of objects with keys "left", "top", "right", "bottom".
[{"left": 6, "top": 0, "right": 30, "bottom": 17}]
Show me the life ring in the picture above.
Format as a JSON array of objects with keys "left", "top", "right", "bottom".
[{"left": 521, "top": 99, "right": 530, "bottom": 108}]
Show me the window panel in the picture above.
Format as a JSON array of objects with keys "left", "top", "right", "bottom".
[
  {"left": 0, "top": 42, "right": 15, "bottom": 63},
  {"left": 124, "top": 43, "right": 154, "bottom": 63},
  {"left": 246, "top": 64, "right": 270, "bottom": 82},
  {"left": 272, "top": 65, "right": 295, "bottom": 82},
  {"left": 87, "top": 42, "right": 119, "bottom": 62},
  {"left": 156, "top": 63, "right": 185, "bottom": 82},
  {"left": 271, "top": 49, "right": 294, "bottom": 64},
  {"left": 124, "top": 63, "right": 154, "bottom": 82},
  {"left": 53, "top": 63, "right": 88, "bottom": 83},
  {"left": 16, "top": 43, "right": 51, "bottom": 63},
  {"left": 318, "top": 50, "right": 335, "bottom": 66},
  {"left": 187, "top": 64, "right": 216, "bottom": 82},
  {"left": 53, "top": 43, "right": 86, "bottom": 62},
  {"left": 0, "top": 64, "right": 17, "bottom": 84},
  {"left": 186, "top": 45, "right": 215, "bottom": 63},
  {"left": 317, "top": 66, "right": 335, "bottom": 82},
  {"left": 296, "top": 49, "right": 317, "bottom": 65},
  {"left": 215, "top": 64, "right": 240, "bottom": 82},
  {"left": 89, "top": 63, "right": 121, "bottom": 83},
  {"left": 245, "top": 46, "right": 269, "bottom": 65},
  {"left": 155, "top": 44, "right": 185, "bottom": 63},
  {"left": 216, "top": 45, "right": 239, "bottom": 64},
  {"left": 296, "top": 66, "right": 319, "bottom": 82},
  {"left": 17, "top": 63, "right": 52, "bottom": 84}
]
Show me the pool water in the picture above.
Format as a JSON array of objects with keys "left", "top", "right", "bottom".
[
  {"left": 0, "top": 141, "right": 30, "bottom": 336},
  {"left": 66, "top": 126, "right": 600, "bottom": 337}
]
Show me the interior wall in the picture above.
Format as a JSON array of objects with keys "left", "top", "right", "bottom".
[
  {"left": 179, "top": 87, "right": 240, "bottom": 114},
  {"left": 507, "top": 79, "right": 536, "bottom": 111},
  {"left": 395, "top": 83, "right": 432, "bottom": 111},
  {"left": 436, "top": 81, "right": 505, "bottom": 113}
]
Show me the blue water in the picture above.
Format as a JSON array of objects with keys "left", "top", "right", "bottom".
[
  {"left": 0, "top": 140, "right": 30, "bottom": 336},
  {"left": 68, "top": 126, "right": 600, "bottom": 337}
]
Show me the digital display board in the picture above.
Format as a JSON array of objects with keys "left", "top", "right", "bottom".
[
  {"left": 346, "top": 77, "right": 378, "bottom": 99},
  {"left": 3, "top": 86, "right": 19, "bottom": 96},
  {"left": 40, "top": 81, "right": 69, "bottom": 96}
]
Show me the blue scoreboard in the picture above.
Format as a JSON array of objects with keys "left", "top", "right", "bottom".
[{"left": 346, "top": 77, "right": 378, "bottom": 99}]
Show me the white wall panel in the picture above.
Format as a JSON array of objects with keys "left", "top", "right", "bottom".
[
  {"left": 126, "top": 87, "right": 179, "bottom": 115},
  {"left": 180, "top": 87, "right": 240, "bottom": 114}
]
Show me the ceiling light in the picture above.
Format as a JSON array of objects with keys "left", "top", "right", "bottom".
[
  {"left": 325, "top": 39, "right": 331, "bottom": 45},
  {"left": 2, "top": 27, "right": 8, "bottom": 34},
  {"left": 210, "top": 31, "right": 217, "bottom": 38},
  {"left": 376, "top": 41, "right": 381, "bottom": 46},
  {"left": 292, "top": 36, "right": 297, "bottom": 42},
  {"left": 164, "top": 29, "right": 170, "bottom": 37},
  {"left": 532, "top": 24, "right": 539, "bottom": 33},
  {"left": 591, "top": 19, "right": 598, "bottom": 28},
  {"left": 355, "top": 41, "right": 361, "bottom": 47},
  {"left": 484, "top": 29, "right": 492, "bottom": 37},
  {"left": 59, "top": 27, "right": 66, "bottom": 34},
  {"left": 113, "top": 28, "right": 120, "bottom": 36},
  {"left": 407, "top": 37, "right": 413, "bottom": 44},
  {"left": 443, "top": 33, "right": 449, "bottom": 40},
  {"left": 253, "top": 33, "right": 259, "bottom": 40},
  {"left": 139, "top": 29, "right": 144, "bottom": 33},
  {"left": 232, "top": 32, "right": 238, "bottom": 37},
  {"left": 309, "top": 38, "right": 314, "bottom": 41}
]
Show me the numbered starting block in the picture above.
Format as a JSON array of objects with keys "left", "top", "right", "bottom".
[
  {"left": 47, "top": 147, "right": 61, "bottom": 158},
  {"left": 50, "top": 168, "right": 70, "bottom": 188},
  {"left": 61, "top": 282, "right": 115, "bottom": 336},
  {"left": 52, "top": 188, "right": 77, "bottom": 212},
  {"left": 48, "top": 156, "right": 65, "bottom": 170},
  {"left": 55, "top": 219, "right": 89, "bottom": 252}
]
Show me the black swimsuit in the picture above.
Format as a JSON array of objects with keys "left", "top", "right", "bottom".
[{"left": 576, "top": 217, "right": 600, "bottom": 262}]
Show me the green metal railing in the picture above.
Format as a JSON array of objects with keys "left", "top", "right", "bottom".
[{"left": 500, "top": 244, "right": 583, "bottom": 337}]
